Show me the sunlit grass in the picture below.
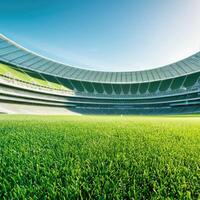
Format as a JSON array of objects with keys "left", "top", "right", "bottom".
[{"left": 0, "top": 115, "right": 199, "bottom": 199}]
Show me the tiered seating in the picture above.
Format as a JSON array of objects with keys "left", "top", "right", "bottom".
[
  {"left": 0, "top": 34, "right": 200, "bottom": 115},
  {"left": 69, "top": 105, "right": 200, "bottom": 115}
]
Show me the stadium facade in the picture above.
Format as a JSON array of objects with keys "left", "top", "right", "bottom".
[{"left": 0, "top": 34, "right": 200, "bottom": 114}]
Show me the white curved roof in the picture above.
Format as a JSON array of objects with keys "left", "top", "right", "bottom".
[{"left": 0, "top": 34, "right": 200, "bottom": 83}]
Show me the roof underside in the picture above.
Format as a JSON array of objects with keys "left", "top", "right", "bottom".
[{"left": 0, "top": 34, "right": 200, "bottom": 83}]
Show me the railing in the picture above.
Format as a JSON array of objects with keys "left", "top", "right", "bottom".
[
  {"left": 0, "top": 74, "right": 75, "bottom": 96},
  {"left": 0, "top": 74, "right": 199, "bottom": 100}
]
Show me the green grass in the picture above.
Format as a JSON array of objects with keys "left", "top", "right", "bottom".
[{"left": 0, "top": 115, "right": 199, "bottom": 199}]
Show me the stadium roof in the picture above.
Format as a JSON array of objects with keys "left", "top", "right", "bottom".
[{"left": 0, "top": 34, "right": 200, "bottom": 83}]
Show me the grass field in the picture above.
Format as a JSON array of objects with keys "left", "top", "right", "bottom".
[{"left": 0, "top": 115, "right": 200, "bottom": 199}]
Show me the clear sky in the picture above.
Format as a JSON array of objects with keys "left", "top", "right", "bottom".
[{"left": 1, "top": 0, "right": 200, "bottom": 71}]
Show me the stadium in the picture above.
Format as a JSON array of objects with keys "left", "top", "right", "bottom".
[
  {"left": 0, "top": 34, "right": 200, "bottom": 115},
  {"left": 1, "top": 1, "right": 200, "bottom": 199}
]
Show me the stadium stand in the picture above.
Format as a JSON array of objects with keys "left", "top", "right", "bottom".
[{"left": 0, "top": 34, "right": 200, "bottom": 114}]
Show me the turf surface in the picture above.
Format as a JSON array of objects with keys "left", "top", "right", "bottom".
[{"left": 0, "top": 115, "right": 200, "bottom": 199}]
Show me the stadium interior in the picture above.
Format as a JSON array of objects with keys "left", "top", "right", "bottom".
[{"left": 0, "top": 34, "right": 200, "bottom": 114}]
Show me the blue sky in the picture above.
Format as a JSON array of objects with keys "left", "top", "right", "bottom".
[{"left": 1, "top": 0, "right": 200, "bottom": 71}]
